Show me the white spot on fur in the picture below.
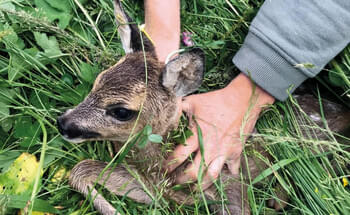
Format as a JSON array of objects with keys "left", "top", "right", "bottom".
[{"left": 310, "top": 113, "right": 321, "bottom": 122}]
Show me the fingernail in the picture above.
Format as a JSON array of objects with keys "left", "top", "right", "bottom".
[
  {"left": 194, "top": 180, "right": 212, "bottom": 191},
  {"left": 163, "top": 160, "right": 176, "bottom": 173},
  {"left": 176, "top": 176, "right": 193, "bottom": 185},
  {"left": 175, "top": 175, "right": 185, "bottom": 184}
]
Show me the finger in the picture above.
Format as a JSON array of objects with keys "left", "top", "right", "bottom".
[
  {"left": 175, "top": 97, "right": 183, "bottom": 122},
  {"left": 226, "top": 155, "right": 241, "bottom": 175},
  {"left": 181, "top": 97, "right": 193, "bottom": 113},
  {"left": 175, "top": 152, "right": 203, "bottom": 184},
  {"left": 164, "top": 129, "right": 198, "bottom": 173},
  {"left": 176, "top": 147, "right": 212, "bottom": 185},
  {"left": 200, "top": 155, "right": 226, "bottom": 190},
  {"left": 181, "top": 97, "right": 196, "bottom": 127}
]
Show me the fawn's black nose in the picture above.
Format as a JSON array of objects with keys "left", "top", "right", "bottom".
[{"left": 57, "top": 116, "right": 100, "bottom": 140}]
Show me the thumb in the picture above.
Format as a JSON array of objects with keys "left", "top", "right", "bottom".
[
  {"left": 181, "top": 96, "right": 197, "bottom": 128},
  {"left": 181, "top": 96, "right": 195, "bottom": 113},
  {"left": 226, "top": 156, "right": 241, "bottom": 175}
]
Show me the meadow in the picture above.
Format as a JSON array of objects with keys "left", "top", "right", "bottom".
[{"left": 0, "top": 0, "right": 349, "bottom": 214}]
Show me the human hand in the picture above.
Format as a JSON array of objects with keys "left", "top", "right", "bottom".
[{"left": 165, "top": 73, "right": 275, "bottom": 189}]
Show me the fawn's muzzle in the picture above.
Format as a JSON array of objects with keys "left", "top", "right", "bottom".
[{"left": 57, "top": 116, "right": 100, "bottom": 140}]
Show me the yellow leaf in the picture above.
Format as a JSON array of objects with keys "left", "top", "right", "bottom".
[
  {"left": 343, "top": 177, "right": 349, "bottom": 187},
  {"left": 0, "top": 153, "right": 41, "bottom": 195},
  {"left": 19, "top": 209, "right": 54, "bottom": 215},
  {"left": 51, "top": 166, "right": 69, "bottom": 183}
]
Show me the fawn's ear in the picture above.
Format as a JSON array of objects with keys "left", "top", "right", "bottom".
[
  {"left": 162, "top": 48, "right": 205, "bottom": 97},
  {"left": 113, "top": 0, "right": 154, "bottom": 53}
]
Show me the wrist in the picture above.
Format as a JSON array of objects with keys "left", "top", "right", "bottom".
[{"left": 225, "top": 73, "right": 275, "bottom": 108}]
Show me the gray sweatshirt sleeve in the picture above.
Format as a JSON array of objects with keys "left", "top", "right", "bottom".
[{"left": 232, "top": 0, "right": 350, "bottom": 101}]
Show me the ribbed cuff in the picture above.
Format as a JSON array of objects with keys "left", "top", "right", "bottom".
[{"left": 232, "top": 32, "right": 308, "bottom": 101}]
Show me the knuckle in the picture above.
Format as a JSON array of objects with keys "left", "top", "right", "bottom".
[
  {"left": 184, "top": 140, "right": 198, "bottom": 150},
  {"left": 207, "top": 169, "right": 219, "bottom": 180},
  {"left": 186, "top": 167, "right": 199, "bottom": 181}
]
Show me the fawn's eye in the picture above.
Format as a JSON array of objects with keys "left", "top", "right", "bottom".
[{"left": 106, "top": 105, "right": 137, "bottom": 121}]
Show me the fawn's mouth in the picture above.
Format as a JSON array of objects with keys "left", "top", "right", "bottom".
[
  {"left": 57, "top": 116, "right": 101, "bottom": 143},
  {"left": 60, "top": 131, "right": 101, "bottom": 143},
  {"left": 61, "top": 136, "right": 86, "bottom": 144}
]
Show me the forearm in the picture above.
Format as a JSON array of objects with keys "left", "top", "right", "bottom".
[
  {"left": 144, "top": 0, "right": 180, "bottom": 62},
  {"left": 233, "top": 0, "right": 350, "bottom": 101}
]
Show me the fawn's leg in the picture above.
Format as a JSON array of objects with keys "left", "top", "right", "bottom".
[
  {"left": 208, "top": 149, "right": 269, "bottom": 215},
  {"left": 204, "top": 167, "right": 249, "bottom": 215},
  {"left": 214, "top": 169, "right": 250, "bottom": 215},
  {"left": 69, "top": 159, "right": 152, "bottom": 215}
]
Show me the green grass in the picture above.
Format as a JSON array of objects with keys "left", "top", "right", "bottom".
[{"left": 0, "top": 0, "right": 349, "bottom": 214}]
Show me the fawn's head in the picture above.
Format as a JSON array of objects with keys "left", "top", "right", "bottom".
[{"left": 57, "top": 0, "right": 204, "bottom": 143}]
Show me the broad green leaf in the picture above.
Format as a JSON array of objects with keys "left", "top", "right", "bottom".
[
  {"left": 19, "top": 137, "right": 40, "bottom": 148},
  {"left": 0, "top": 151, "right": 21, "bottom": 172},
  {"left": 45, "top": 0, "right": 72, "bottom": 12},
  {"left": 8, "top": 48, "right": 40, "bottom": 81},
  {"left": 78, "top": 62, "right": 99, "bottom": 84},
  {"left": 8, "top": 67, "right": 21, "bottom": 81},
  {"left": 29, "top": 91, "right": 50, "bottom": 110},
  {"left": 34, "top": 0, "right": 72, "bottom": 29},
  {"left": 13, "top": 117, "right": 34, "bottom": 138},
  {"left": 1, "top": 118, "right": 13, "bottom": 133},
  {"left": 13, "top": 117, "right": 41, "bottom": 147},
  {"left": 148, "top": 134, "right": 162, "bottom": 143},
  {"left": 0, "top": 102, "right": 9, "bottom": 119},
  {"left": 137, "top": 134, "right": 149, "bottom": 149},
  {"left": 0, "top": 88, "right": 17, "bottom": 104},
  {"left": 61, "top": 73, "right": 74, "bottom": 86},
  {"left": 143, "top": 125, "right": 152, "bottom": 136},
  {"left": 137, "top": 125, "right": 154, "bottom": 148},
  {"left": 43, "top": 137, "right": 64, "bottom": 168},
  {"left": 0, "top": 102, "right": 11, "bottom": 133},
  {"left": 0, "top": 25, "right": 28, "bottom": 81},
  {"left": 75, "top": 82, "right": 91, "bottom": 99},
  {"left": 0, "top": 194, "right": 58, "bottom": 213},
  {"left": 0, "top": 24, "right": 25, "bottom": 49},
  {"left": 34, "top": 32, "right": 62, "bottom": 57},
  {"left": 0, "top": 0, "right": 15, "bottom": 11}
]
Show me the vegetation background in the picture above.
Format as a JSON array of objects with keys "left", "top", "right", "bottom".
[{"left": 0, "top": 0, "right": 349, "bottom": 214}]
